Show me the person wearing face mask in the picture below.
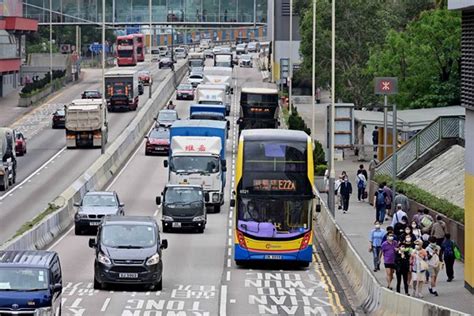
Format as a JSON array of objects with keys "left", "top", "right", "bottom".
[
  {"left": 395, "top": 243, "right": 411, "bottom": 295},
  {"left": 380, "top": 234, "right": 398, "bottom": 289},
  {"left": 410, "top": 240, "right": 428, "bottom": 298},
  {"left": 339, "top": 176, "right": 352, "bottom": 214},
  {"left": 400, "top": 226, "right": 416, "bottom": 247},
  {"left": 410, "top": 221, "right": 422, "bottom": 240},
  {"left": 426, "top": 236, "right": 442, "bottom": 296},
  {"left": 369, "top": 221, "right": 386, "bottom": 272}
]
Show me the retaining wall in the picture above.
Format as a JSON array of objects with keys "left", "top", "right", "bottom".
[
  {"left": 314, "top": 190, "right": 469, "bottom": 315},
  {"left": 1, "top": 64, "right": 186, "bottom": 251}
]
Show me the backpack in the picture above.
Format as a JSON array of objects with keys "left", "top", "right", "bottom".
[
  {"left": 421, "top": 215, "right": 433, "bottom": 228},
  {"left": 376, "top": 190, "right": 385, "bottom": 206},
  {"left": 443, "top": 241, "right": 454, "bottom": 257}
]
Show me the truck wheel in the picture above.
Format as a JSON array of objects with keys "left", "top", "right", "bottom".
[
  {"left": 213, "top": 205, "right": 221, "bottom": 213},
  {"left": 197, "top": 227, "right": 205, "bottom": 234}
]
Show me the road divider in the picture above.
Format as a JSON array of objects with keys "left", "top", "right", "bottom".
[
  {"left": 313, "top": 190, "right": 468, "bottom": 316},
  {"left": 1, "top": 63, "right": 187, "bottom": 251}
]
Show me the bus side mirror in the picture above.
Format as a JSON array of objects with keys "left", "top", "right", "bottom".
[
  {"left": 163, "top": 160, "right": 168, "bottom": 168},
  {"left": 230, "top": 199, "right": 236, "bottom": 207}
]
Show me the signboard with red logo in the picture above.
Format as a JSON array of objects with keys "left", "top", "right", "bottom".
[{"left": 374, "top": 77, "right": 398, "bottom": 95}]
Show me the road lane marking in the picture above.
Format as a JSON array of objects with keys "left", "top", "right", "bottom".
[
  {"left": 226, "top": 271, "right": 231, "bottom": 281},
  {"left": 0, "top": 147, "right": 66, "bottom": 201},
  {"left": 100, "top": 297, "right": 111, "bottom": 312},
  {"left": 219, "top": 285, "right": 227, "bottom": 316}
]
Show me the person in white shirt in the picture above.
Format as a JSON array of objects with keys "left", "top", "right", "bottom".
[
  {"left": 391, "top": 204, "right": 408, "bottom": 227},
  {"left": 334, "top": 176, "right": 343, "bottom": 210}
]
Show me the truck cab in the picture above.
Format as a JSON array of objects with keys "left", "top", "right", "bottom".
[
  {"left": 156, "top": 184, "right": 207, "bottom": 233},
  {"left": 104, "top": 69, "right": 139, "bottom": 111}
]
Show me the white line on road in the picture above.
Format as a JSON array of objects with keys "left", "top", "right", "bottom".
[
  {"left": 100, "top": 298, "right": 111, "bottom": 312},
  {"left": 228, "top": 238, "right": 232, "bottom": 246},
  {"left": 70, "top": 298, "right": 82, "bottom": 308},
  {"left": 219, "top": 285, "right": 227, "bottom": 316},
  {"left": 227, "top": 247, "right": 231, "bottom": 256},
  {"left": 0, "top": 147, "right": 66, "bottom": 201},
  {"left": 227, "top": 258, "right": 231, "bottom": 267},
  {"left": 226, "top": 271, "right": 231, "bottom": 281}
]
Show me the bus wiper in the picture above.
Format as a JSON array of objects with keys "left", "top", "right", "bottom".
[{"left": 116, "top": 245, "right": 143, "bottom": 249}]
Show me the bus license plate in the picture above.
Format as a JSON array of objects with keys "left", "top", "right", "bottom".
[
  {"left": 172, "top": 222, "right": 181, "bottom": 228},
  {"left": 265, "top": 255, "right": 282, "bottom": 260},
  {"left": 119, "top": 273, "right": 138, "bottom": 278}
]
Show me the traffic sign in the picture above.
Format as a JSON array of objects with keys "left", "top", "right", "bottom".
[
  {"left": 374, "top": 77, "right": 398, "bottom": 95},
  {"left": 89, "top": 43, "right": 102, "bottom": 53}
]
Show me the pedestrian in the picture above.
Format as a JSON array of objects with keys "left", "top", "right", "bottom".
[
  {"left": 441, "top": 233, "right": 456, "bottom": 282},
  {"left": 357, "top": 164, "right": 368, "bottom": 181},
  {"left": 420, "top": 209, "right": 434, "bottom": 234},
  {"left": 431, "top": 215, "right": 447, "bottom": 246},
  {"left": 374, "top": 183, "right": 387, "bottom": 223},
  {"left": 369, "top": 221, "right": 386, "bottom": 272},
  {"left": 393, "top": 192, "right": 410, "bottom": 214},
  {"left": 412, "top": 208, "right": 424, "bottom": 227},
  {"left": 167, "top": 100, "right": 175, "bottom": 110},
  {"left": 356, "top": 170, "right": 367, "bottom": 202},
  {"left": 410, "top": 240, "right": 428, "bottom": 298},
  {"left": 395, "top": 242, "right": 412, "bottom": 295},
  {"left": 368, "top": 154, "right": 379, "bottom": 183},
  {"left": 394, "top": 216, "right": 408, "bottom": 239},
  {"left": 324, "top": 169, "right": 329, "bottom": 193},
  {"left": 400, "top": 226, "right": 416, "bottom": 248},
  {"left": 391, "top": 204, "right": 408, "bottom": 227},
  {"left": 339, "top": 177, "right": 352, "bottom": 214},
  {"left": 426, "top": 236, "right": 442, "bottom": 296},
  {"left": 410, "top": 221, "right": 422, "bottom": 241},
  {"left": 382, "top": 226, "right": 398, "bottom": 243},
  {"left": 335, "top": 176, "right": 343, "bottom": 210},
  {"left": 383, "top": 183, "right": 393, "bottom": 217},
  {"left": 372, "top": 126, "right": 379, "bottom": 152},
  {"left": 380, "top": 233, "right": 398, "bottom": 290}
]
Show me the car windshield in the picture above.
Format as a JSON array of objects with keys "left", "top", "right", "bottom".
[
  {"left": 0, "top": 268, "right": 49, "bottom": 291},
  {"left": 165, "top": 187, "right": 203, "bottom": 204},
  {"left": 139, "top": 71, "right": 149, "bottom": 76},
  {"left": 84, "top": 91, "right": 100, "bottom": 97},
  {"left": 82, "top": 194, "right": 117, "bottom": 207},
  {"left": 158, "top": 111, "right": 177, "bottom": 121},
  {"left": 170, "top": 156, "right": 220, "bottom": 174},
  {"left": 237, "top": 197, "right": 311, "bottom": 238},
  {"left": 149, "top": 129, "right": 169, "bottom": 139},
  {"left": 56, "top": 110, "right": 65, "bottom": 116},
  {"left": 189, "top": 60, "right": 203, "bottom": 67},
  {"left": 101, "top": 224, "right": 156, "bottom": 248},
  {"left": 178, "top": 84, "right": 193, "bottom": 90}
]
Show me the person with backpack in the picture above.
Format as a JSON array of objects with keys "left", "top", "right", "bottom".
[
  {"left": 339, "top": 177, "right": 352, "bottom": 214},
  {"left": 374, "top": 184, "right": 387, "bottom": 223},
  {"left": 431, "top": 215, "right": 447, "bottom": 247},
  {"left": 383, "top": 183, "right": 393, "bottom": 217},
  {"left": 391, "top": 204, "right": 408, "bottom": 227},
  {"left": 369, "top": 221, "right": 386, "bottom": 272},
  {"left": 420, "top": 209, "right": 434, "bottom": 235},
  {"left": 356, "top": 171, "right": 367, "bottom": 202},
  {"left": 441, "top": 233, "right": 456, "bottom": 282}
]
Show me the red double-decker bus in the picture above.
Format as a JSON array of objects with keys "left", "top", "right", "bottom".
[
  {"left": 116, "top": 35, "right": 137, "bottom": 66},
  {"left": 133, "top": 34, "right": 145, "bottom": 62}
]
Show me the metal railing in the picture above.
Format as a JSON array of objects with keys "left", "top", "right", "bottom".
[{"left": 375, "top": 116, "right": 465, "bottom": 177}]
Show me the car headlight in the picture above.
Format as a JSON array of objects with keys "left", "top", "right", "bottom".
[
  {"left": 146, "top": 253, "right": 161, "bottom": 266},
  {"left": 75, "top": 213, "right": 87, "bottom": 219},
  {"left": 162, "top": 215, "right": 173, "bottom": 221},
  {"left": 35, "top": 307, "right": 52, "bottom": 316},
  {"left": 97, "top": 252, "right": 111, "bottom": 265},
  {"left": 212, "top": 193, "right": 219, "bottom": 203},
  {"left": 193, "top": 215, "right": 205, "bottom": 222}
]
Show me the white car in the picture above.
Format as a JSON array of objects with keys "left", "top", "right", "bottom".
[
  {"left": 174, "top": 47, "right": 188, "bottom": 59},
  {"left": 212, "top": 46, "right": 222, "bottom": 54},
  {"left": 247, "top": 42, "right": 259, "bottom": 52},
  {"left": 236, "top": 43, "right": 247, "bottom": 55},
  {"left": 188, "top": 73, "right": 204, "bottom": 88}
]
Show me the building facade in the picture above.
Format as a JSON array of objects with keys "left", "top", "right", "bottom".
[
  {"left": 449, "top": 0, "right": 474, "bottom": 294},
  {"left": 0, "top": 0, "right": 38, "bottom": 97}
]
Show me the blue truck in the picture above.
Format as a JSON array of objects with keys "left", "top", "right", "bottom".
[{"left": 165, "top": 120, "right": 227, "bottom": 212}]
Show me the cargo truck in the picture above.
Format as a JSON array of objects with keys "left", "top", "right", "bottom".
[
  {"left": 104, "top": 69, "right": 139, "bottom": 111},
  {"left": 196, "top": 84, "right": 231, "bottom": 116},
  {"left": 213, "top": 53, "right": 233, "bottom": 68},
  {"left": 202, "top": 67, "right": 233, "bottom": 94},
  {"left": 164, "top": 120, "right": 227, "bottom": 212},
  {"left": 0, "top": 128, "right": 17, "bottom": 191},
  {"left": 65, "top": 99, "right": 108, "bottom": 148},
  {"left": 189, "top": 104, "right": 229, "bottom": 131}
]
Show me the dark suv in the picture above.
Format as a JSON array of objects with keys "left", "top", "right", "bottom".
[
  {"left": 0, "top": 250, "right": 63, "bottom": 315},
  {"left": 89, "top": 216, "right": 168, "bottom": 290}
]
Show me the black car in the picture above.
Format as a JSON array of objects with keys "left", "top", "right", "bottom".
[
  {"left": 52, "top": 109, "right": 66, "bottom": 128},
  {"left": 156, "top": 184, "right": 207, "bottom": 233},
  {"left": 145, "top": 128, "right": 170, "bottom": 156},
  {"left": 0, "top": 250, "right": 63, "bottom": 315},
  {"left": 159, "top": 58, "right": 175, "bottom": 70},
  {"left": 74, "top": 191, "right": 125, "bottom": 235},
  {"left": 155, "top": 109, "right": 178, "bottom": 128},
  {"left": 81, "top": 90, "right": 102, "bottom": 99},
  {"left": 89, "top": 216, "right": 168, "bottom": 290}
]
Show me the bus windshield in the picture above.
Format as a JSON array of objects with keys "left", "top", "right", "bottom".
[
  {"left": 117, "top": 38, "right": 133, "bottom": 46},
  {"left": 117, "top": 50, "right": 133, "bottom": 58}
]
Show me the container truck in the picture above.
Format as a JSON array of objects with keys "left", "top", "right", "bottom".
[
  {"left": 104, "top": 69, "right": 139, "bottom": 111},
  {"left": 0, "top": 128, "right": 17, "bottom": 191},
  {"left": 165, "top": 120, "right": 227, "bottom": 212},
  {"left": 65, "top": 99, "right": 108, "bottom": 149}
]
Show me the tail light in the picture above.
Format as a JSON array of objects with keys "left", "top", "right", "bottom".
[
  {"left": 237, "top": 231, "right": 247, "bottom": 249},
  {"left": 299, "top": 232, "right": 311, "bottom": 250},
  {"left": 93, "top": 130, "right": 101, "bottom": 138}
]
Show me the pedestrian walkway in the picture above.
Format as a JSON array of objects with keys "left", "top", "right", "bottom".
[{"left": 295, "top": 96, "right": 473, "bottom": 314}]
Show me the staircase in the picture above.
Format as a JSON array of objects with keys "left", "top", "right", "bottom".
[{"left": 375, "top": 115, "right": 465, "bottom": 179}]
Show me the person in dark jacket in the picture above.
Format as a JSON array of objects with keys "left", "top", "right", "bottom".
[
  {"left": 441, "top": 233, "right": 456, "bottom": 282},
  {"left": 339, "top": 177, "right": 352, "bottom": 214}
]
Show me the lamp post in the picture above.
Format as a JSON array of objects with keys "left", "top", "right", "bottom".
[
  {"left": 288, "top": 0, "right": 293, "bottom": 114},
  {"left": 328, "top": 0, "right": 336, "bottom": 216},
  {"left": 311, "top": 0, "right": 316, "bottom": 141},
  {"left": 101, "top": 0, "right": 106, "bottom": 155},
  {"left": 149, "top": 0, "right": 153, "bottom": 98}
]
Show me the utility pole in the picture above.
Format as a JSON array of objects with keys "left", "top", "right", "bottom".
[
  {"left": 101, "top": 0, "right": 106, "bottom": 155},
  {"left": 311, "top": 0, "right": 316, "bottom": 141},
  {"left": 289, "top": 0, "right": 293, "bottom": 115},
  {"left": 49, "top": 0, "right": 53, "bottom": 84},
  {"left": 328, "top": 0, "right": 336, "bottom": 216}
]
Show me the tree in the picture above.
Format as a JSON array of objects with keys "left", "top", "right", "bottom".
[{"left": 367, "top": 9, "right": 461, "bottom": 109}]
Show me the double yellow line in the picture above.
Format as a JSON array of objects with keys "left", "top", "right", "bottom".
[{"left": 312, "top": 245, "right": 346, "bottom": 314}]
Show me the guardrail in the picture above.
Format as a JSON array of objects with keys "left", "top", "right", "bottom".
[
  {"left": 375, "top": 115, "right": 465, "bottom": 177},
  {"left": 1, "top": 63, "right": 187, "bottom": 251}
]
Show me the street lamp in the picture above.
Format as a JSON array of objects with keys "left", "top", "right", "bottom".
[{"left": 328, "top": 0, "right": 336, "bottom": 216}]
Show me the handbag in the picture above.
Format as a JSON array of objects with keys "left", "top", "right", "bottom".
[
  {"left": 420, "top": 259, "right": 429, "bottom": 271},
  {"left": 454, "top": 245, "right": 462, "bottom": 260},
  {"left": 363, "top": 191, "right": 368, "bottom": 199}
]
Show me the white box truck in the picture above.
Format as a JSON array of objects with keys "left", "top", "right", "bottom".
[
  {"left": 65, "top": 99, "right": 108, "bottom": 149},
  {"left": 196, "top": 84, "right": 231, "bottom": 116}
]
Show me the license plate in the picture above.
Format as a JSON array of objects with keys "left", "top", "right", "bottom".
[
  {"left": 265, "top": 255, "right": 282, "bottom": 260},
  {"left": 119, "top": 273, "right": 138, "bottom": 278},
  {"left": 89, "top": 222, "right": 100, "bottom": 226},
  {"left": 172, "top": 222, "right": 181, "bottom": 228}
]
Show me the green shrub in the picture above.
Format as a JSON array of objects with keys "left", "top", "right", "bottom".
[
  {"left": 288, "top": 107, "right": 311, "bottom": 135},
  {"left": 315, "top": 164, "right": 327, "bottom": 176},
  {"left": 20, "top": 70, "right": 66, "bottom": 96},
  {"left": 313, "top": 140, "right": 326, "bottom": 165},
  {"left": 375, "top": 175, "right": 464, "bottom": 223}
]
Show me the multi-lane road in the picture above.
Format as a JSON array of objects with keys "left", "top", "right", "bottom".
[
  {"left": 39, "top": 59, "right": 352, "bottom": 315},
  {"left": 0, "top": 61, "right": 182, "bottom": 244}
]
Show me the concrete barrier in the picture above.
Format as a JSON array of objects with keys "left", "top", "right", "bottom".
[
  {"left": 1, "top": 63, "right": 187, "bottom": 251},
  {"left": 314, "top": 190, "right": 469, "bottom": 315}
]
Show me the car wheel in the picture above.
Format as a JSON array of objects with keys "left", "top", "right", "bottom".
[
  {"left": 197, "top": 227, "right": 205, "bottom": 234},
  {"left": 156, "top": 278, "right": 163, "bottom": 291},
  {"left": 24, "top": 147, "right": 27, "bottom": 155},
  {"left": 74, "top": 226, "right": 81, "bottom": 235},
  {"left": 145, "top": 149, "right": 150, "bottom": 156},
  {"left": 93, "top": 277, "right": 102, "bottom": 290}
]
